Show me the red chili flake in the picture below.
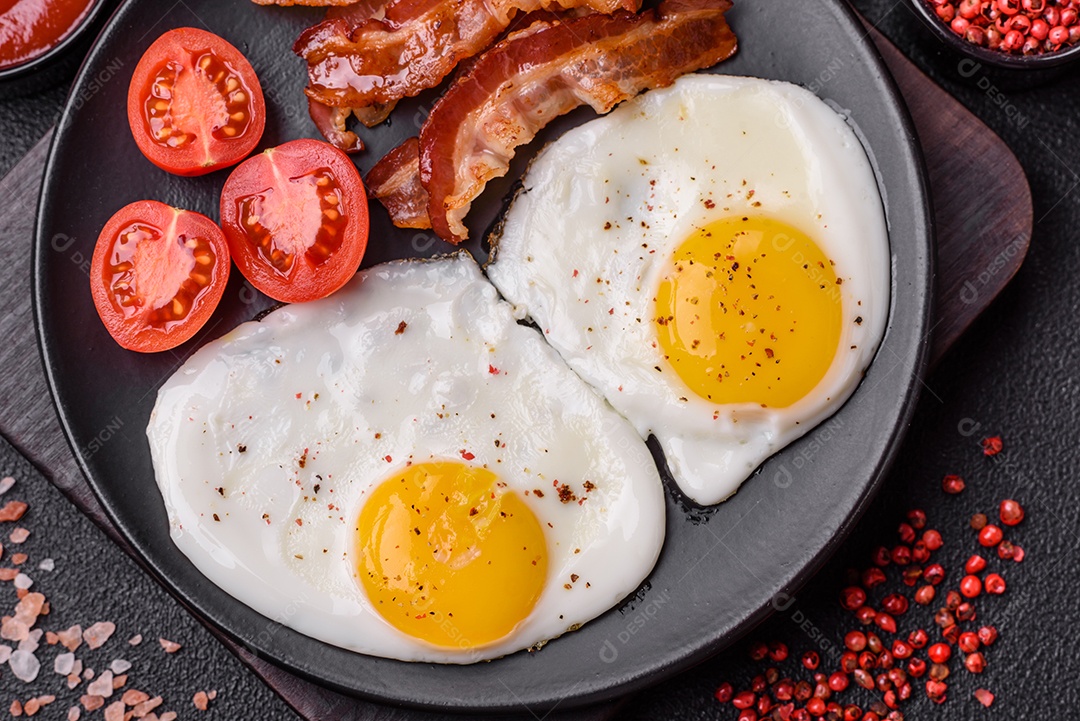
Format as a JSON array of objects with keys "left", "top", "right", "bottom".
[
  {"left": 997, "top": 539, "right": 1016, "bottom": 559},
  {"left": 844, "top": 631, "right": 867, "bottom": 652},
  {"left": 890, "top": 545, "right": 912, "bottom": 565},
  {"left": 875, "top": 612, "right": 898, "bottom": 634},
  {"left": 872, "top": 546, "right": 892, "bottom": 567},
  {"left": 828, "top": 672, "right": 849, "bottom": 692},
  {"left": 958, "top": 632, "right": 980, "bottom": 654},
  {"left": 981, "top": 436, "right": 1003, "bottom": 456},
  {"left": 881, "top": 593, "right": 909, "bottom": 616},
  {"left": 927, "top": 643, "right": 951, "bottom": 664},
  {"left": 941, "top": 474, "right": 965, "bottom": 494},
  {"left": 906, "top": 509, "right": 927, "bottom": 530},
  {"left": 978, "top": 525, "right": 1004, "bottom": 547},
  {"left": 965, "top": 554, "right": 987, "bottom": 574},
  {"left": 999, "top": 498, "right": 1024, "bottom": 525},
  {"left": 855, "top": 605, "right": 877, "bottom": 625},
  {"left": 861, "top": 567, "right": 887, "bottom": 589},
  {"left": 924, "top": 563, "right": 946, "bottom": 585},
  {"left": 925, "top": 680, "right": 947, "bottom": 701},
  {"left": 901, "top": 566, "right": 924, "bottom": 587},
  {"left": 384, "top": 455, "right": 393, "bottom": 463},
  {"left": 922, "top": 529, "right": 943, "bottom": 551},
  {"left": 977, "top": 625, "right": 998, "bottom": 646},
  {"left": 974, "top": 688, "right": 995, "bottom": 707},
  {"left": 295, "top": 518, "right": 303, "bottom": 527},
  {"left": 839, "top": 586, "right": 866, "bottom": 611},
  {"left": 945, "top": 589, "right": 962, "bottom": 611},
  {"left": 960, "top": 575, "right": 982, "bottom": 598},
  {"left": 295, "top": 393, "right": 302, "bottom": 399},
  {"left": 714, "top": 682, "right": 734, "bottom": 703},
  {"left": 459, "top": 450, "right": 475, "bottom": 461},
  {"left": 732, "top": 691, "right": 756, "bottom": 709},
  {"left": 897, "top": 522, "right": 916, "bottom": 543},
  {"left": 572, "top": 269, "right": 579, "bottom": 278},
  {"left": 984, "top": 573, "right": 1006, "bottom": 594},
  {"left": 801, "top": 651, "right": 820, "bottom": 671},
  {"left": 488, "top": 365, "right": 499, "bottom": 375}
]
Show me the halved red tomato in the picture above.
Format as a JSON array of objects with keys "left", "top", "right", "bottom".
[
  {"left": 219, "top": 138, "right": 369, "bottom": 303},
  {"left": 90, "top": 201, "right": 230, "bottom": 353},
  {"left": 127, "top": 27, "right": 265, "bottom": 176}
]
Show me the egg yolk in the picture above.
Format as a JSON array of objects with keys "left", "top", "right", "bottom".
[
  {"left": 654, "top": 215, "right": 842, "bottom": 408},
  {"left": 355, "top": 461, "right": 548, "bottom": 649}
]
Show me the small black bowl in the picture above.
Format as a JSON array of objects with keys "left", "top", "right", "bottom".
[
  {"left": 908, "top": 0, "right": 1080, "bottom": 74},
  {"left": 0, "top": 0, "right": 116, "bottom": 99}
]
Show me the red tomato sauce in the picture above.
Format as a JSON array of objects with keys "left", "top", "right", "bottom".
[{"left": 0, "top": 0, "right": 96, "bottom": 70}]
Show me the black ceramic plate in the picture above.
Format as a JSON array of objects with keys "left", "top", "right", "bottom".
[{"left": 34, "top": 0, "right": 932, "bottom": 712}]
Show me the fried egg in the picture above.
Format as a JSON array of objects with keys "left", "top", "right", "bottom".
[
  {"left": 146, "top": 253, "right": 664, "bottom": 663},
  {"left": 487, "top": 74, "right": 891, "bottom": 505}
]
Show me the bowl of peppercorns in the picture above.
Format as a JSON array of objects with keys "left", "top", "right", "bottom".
[{"left": 912, "top": 0, "right": 1080, "bottom": 69}]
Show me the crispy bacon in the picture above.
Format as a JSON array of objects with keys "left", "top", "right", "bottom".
[
  {"left": 294, "top": 0, "right": 640, "bottom": 111},
  {"left": 402, "top": 0, "right": 736, "bottom": 242},
  {"left": 366, "top": 137, "right": 432, "bottom": 228}
]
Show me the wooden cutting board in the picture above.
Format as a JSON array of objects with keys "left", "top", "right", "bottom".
[{"left": 0, "top": 24, "right": 1031, "bottom": 721}]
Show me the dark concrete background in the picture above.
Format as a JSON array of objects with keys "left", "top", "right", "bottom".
[{"left": 1, "top": 0, "right": 1076, "bottom": 718}]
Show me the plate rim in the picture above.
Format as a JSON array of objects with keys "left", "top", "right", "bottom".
[{"left": 32, "top": 0, "right": 935, "bottom": 711}]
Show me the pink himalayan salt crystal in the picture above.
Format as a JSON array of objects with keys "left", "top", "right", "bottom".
[
  {"left": 83, "top": 621, "right": 115, "bottom": 650},
  {"left": 9, "top": 648, "right": 40, "bottom": 682}
]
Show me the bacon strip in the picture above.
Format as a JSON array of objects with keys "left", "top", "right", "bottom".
[
  {"left": 365, "top": 137, "right": 432, "bottom": 228},
  {"left": 294, "top": 0, "right": 640, "bottom": 110},
  {"left": 398, "top": 0, "right": 736, "bottom": 243}
]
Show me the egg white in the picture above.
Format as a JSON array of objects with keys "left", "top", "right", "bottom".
[
  {"left": 487, "top": 74, "right": 891, "bottom": 506},
  {"left": 146, "top": 253, "right": 665, "bottom": 663}
]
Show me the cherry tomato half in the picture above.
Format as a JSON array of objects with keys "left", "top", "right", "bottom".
[
  {"left": 219, "top": 138, "right": 369, "bottom": 303},
  {"left": 127, "top": 27, "right": 266, "bottom": 176},
  {"left": 90, "top": 201, "right": 231, "bottom": 352}
]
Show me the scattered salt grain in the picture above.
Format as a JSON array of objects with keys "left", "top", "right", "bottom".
[
  {"left": 207, "top": 690, "right": 217, "bottom": 701},
  {"left": 10, "top": 648, "right": 41, "bottom": 682},
  {"left": 104, "top": 700, "right": 124, "bottom": 721},
  {"left": 9, "top": 700, "right": 21, "bottom": 716},
  {"left": 121, "top": 689, "right": 148, "bottom": 706},
  {"left": 127, "top": 634, "right": 142, "bottom": 646},
  {"left": 160, "top": 713, "right": 177, "bottom": 721},
  {"left": 24, "top": 695, "right": 55, "bottom": 715},
  {"left": 9, "top": 527, "right": 30, "bottom": 544},
  {"left": 57, "top": 625, "right": 82, "bottom": 652},
  {"left": 83, "top": 668, "right": 93, "bottom": 679},
  {"left": 158, "top": 638, "right": 181, "bottom": 653},
  {"left": 192, "top": 691, "right": 209, "bottom": 711},
  {"left": 0, "top": 500, "right": 27, "bottom": 522},
  {"left": 109, "top": 659, "right": 131, "bottom": 674},
  {"left": 130, "top": 696, "right": 163, "bottom": 716},
  {"left": 0, "top": 476, "right": 15, "bottom": 494},
  {"left": 67, "top": 707, "right": 80, "bottom": 721},
  {"left": 83, "top": 621, "right": 116, "bottom": 650},
  {"left": 0, "top": 645, "right": 11, "bottom": 662},
  {"left": 14, "top": 573, "right": 32, "bottom": 589},
  {"left": 66, "top": 673, "right": 80, "bottom": 689},
  {"left": 37, "top": 559, "right": 54, "bottom": 572},
  {"left": 80, "top": 695, "right": 104, "bottom": 712},
  {"left": 17, "top": 629, "right": 42, "bottom": 653},
  {"left": 1, "top": 617, "right": 28, "bottom": 642},
  {"left": 55, "top": 652, "right": 75, "bottom": 675},
  {"left": 86, "top": 669, "right": 114, "bottom": 697},
  {"left": 112, "top": 673, "right": 127, "bottom": 689}
]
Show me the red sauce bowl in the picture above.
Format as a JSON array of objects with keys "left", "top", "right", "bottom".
[{"left": 0, "top": 0, "right": 114, "bottom": 97}]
